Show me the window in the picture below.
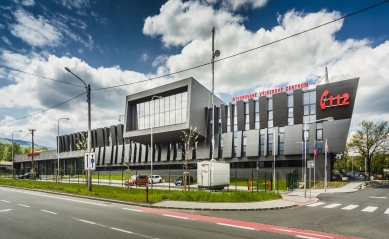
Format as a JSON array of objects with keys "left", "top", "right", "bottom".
[
  {"left": 232, "top": 104, "right": 237, "bottom": 132},
  {"left": 267, "top": 98, "right": 273, "bottom": 128},
  {"left": 244, "top": 103, "right": 249, "bottom": 130},
  {"left": 242, "top": 131, "right": 247, "bottom": 156},
  {"left": 233, "top": 132, "right": 238, "bottom": 157},
  {"left": 254, "top": 100, "right": 260, "bottom": 129},
  {"left": 268, "top": 132, "right": 273, "bottom": 156},
  {"left": 316, "top": 122, "right": 323, "bottom": 153},
  {"left": 135, "top": 92, "right": 188, "bottom": 130},
  {"left": 260, "top": 129, "right": 265, "bottom": 156},
  {"left": 278, "top": 127, "right": 284, "bottom": 155},
  {"left": 226, "top": 106, "right": 231, "bottom": 133},
  {"left": 303, "top": 91, "right": 316, "bottom": 123}
]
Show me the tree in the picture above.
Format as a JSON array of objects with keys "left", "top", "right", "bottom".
[
  {"left": 180, "top": 127, "right": 199, "bottom": 191},
  {"left": 348, "top": 120, "right": 389, "bottom": 179}
]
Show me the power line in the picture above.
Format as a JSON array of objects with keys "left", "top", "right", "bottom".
[
  {"left": 0, "top": 92, "right": 86, "bottom": 124},
  {"left": 92, "top": 0, "right": 389, "bottom": 91},
  {"left": 0, "top": 64, "right": 85, "bottom": 88}
]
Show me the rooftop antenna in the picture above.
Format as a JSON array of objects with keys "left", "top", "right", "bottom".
[{"left": 325, "top": 67, "right": 329, "bottom": 84}]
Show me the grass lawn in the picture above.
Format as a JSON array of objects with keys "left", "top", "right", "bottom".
[{"left": 0, "top": 178, "right": 281, "bottom": 204}]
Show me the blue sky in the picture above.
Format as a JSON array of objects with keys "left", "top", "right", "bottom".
[{"left": 1, "top": 0, "right": 389, "bottom": 148}]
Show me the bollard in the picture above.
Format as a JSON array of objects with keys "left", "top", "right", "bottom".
[
  {"left": 146, "top": 183, "right": 149, "bottom": 203},
  {"left": 268, "top": 180, "right": 272, "bottom": 191},
  {"left": 248, "top": 179, "right": 251, "bottom": 190}
]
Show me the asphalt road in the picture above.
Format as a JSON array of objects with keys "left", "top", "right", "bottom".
[
  {"left": 178, "top": 184, "right": 389, "bottom": 239},
  {"left": 0, "top": 186, "right": 293, "bottom": 239}
]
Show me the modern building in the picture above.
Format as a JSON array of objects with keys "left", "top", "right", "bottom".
[{"left": 14, "top": 76, "right": 359, "bottom": 181}]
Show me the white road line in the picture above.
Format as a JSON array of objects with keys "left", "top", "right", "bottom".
[
  {"left": 361, "top": 206, "right": 378, "bottom": 212},
  {"left": 0, "top": 209, "right": 12, "bottom": 212},
  {"left": 1, "top": 200, "right": 10, "bottom": 203},
  {"left": 306, "top": 202, "right": 325, "bottom": 207},
  {"left": 295, "top": 236, "right": 319, "bottom": 239},
  {"left": 76, "top": 219, "right": 96, "bottom": 225},
  {"left": 217, "top": 223, "right": 255, "bottom": 230},
  {"left": 323, "top": 204, "right": 342, "bottom": 209},
  {"left": 18, "top": 204, "right": 31, "bottom": 208},
  {"left": 273, "top": 228, "right": 292, "bottom": 232},
  {"left": 369, "top": 196, "right": 387, "bottom": 199},
  {"left": 111, "top": 228, "right": 133, "bottom": 234},
  {"left": 122, "top": 208, "right": 143, "bottom": 212},
  {"left": 384, "top": 208, "right": 389, "bottom": 214},
  {"left": 0, "top": 188, "right": 112, "bottom": 207},
  {"left": 291, "top": 231, "right": 333, "bottom": 238},
  {"left": 41, "top": 210, "right": 57, "bottom": 215},
  {"left": 162, "top": 214, "right": 189, "bottom": 220},
  {"left": 341, "top": 205, "right": 359, "bottom": 210}
]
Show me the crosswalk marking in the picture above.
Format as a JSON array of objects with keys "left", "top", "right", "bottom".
[
  {"left": 361, "top": 207, "right": 378, "bottom": 212},
  {"left": 323, "top": 203, "right": 341, "bottom": 208},
  {"left": 384, "top": 209, "right": 389, "bottom": 214},
  {"left": 341, "top": 205, "right": 359, "bottom": 210},
  {"left": 306, "top": 202, "right": 325, "bottom": 207}
]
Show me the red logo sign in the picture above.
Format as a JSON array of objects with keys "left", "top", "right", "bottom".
[{"left": 320, "top": 90, "right": 349, "bottom": 110}]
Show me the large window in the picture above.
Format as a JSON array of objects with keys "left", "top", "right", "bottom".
[
  {"left": 278, "top": 127, "right": 284, "bottom": 155},
  {"left": 316, "top": 122, "right": 323, "bottom": 153},
  {"left": 288, "top": 94, "right": 294, "bottom": 125},
  {"left": 244, "top": 103, "right": 249, "bottom": 130},
  {"left": 242, "top": 131, "right": 247, "bottom": 156},
  {"left": 233, "top": 104, "right": 237, "bottom": 132},
  {"left": 254, "top": 100, "right": 260, "bottom": 129},
  {"left": 303, "top": 91, "right": 316, "bottom": 123},
  {"left": 267, "top": 98, "right": 273, "bottom": 128},
  {"left": 260, "top": 129, "right": 265, "bottom": 156},
  {"left": 136, "top": 92, "right": 187, "bottom": 130},
  {"left": 226, "top": 105, "right": 231, "bottom": 133}
]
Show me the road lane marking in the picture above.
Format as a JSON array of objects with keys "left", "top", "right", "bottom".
[
  {"left": 76, "top": 219, "right": 97, "bottom": 225},
  {"left": 361, "top": 206, "right": 378, "bottom": 212},
  {"left": 18, "top": 204, "right": 31, "bottom": 208},
  {"left": 41, "top": 210, "right": 57, "bottom": 214},
  {"left": 306, "top": 202, "right": 325, "bottom": 207},
  {"left": 122, "top": 208, "right": 143, "bottom": 212},
  {"left": 323, "top": 204, "right": 341, "bottom": 208},
  {"left": 384, "top": 208, "right": 389, "bottom": 214},
  {"left": 369, "top": 196, "right": 387, "bottom": 199},
  {"left": 0, "top": 209, "right": 12, "bottom": 212},
  {"left": 1, "top": 200, "right": 10, "bottom": 203},
  {"left": 341, "top": 205, "right": 358, "bottom": 210},
  {"left": 217, "top": 223, "right": 255, "bottom": 230},
  {"left": 111, "top": 228, "right": 133, "bottom": 234},
  {"left": 163, "top": 214, "right": 189, "bottom": 220},
  {"left": 0, "top": 188, "right": 113, "bottom": 207},
  {"left": 295, "top": 236, "right": 320, "bottom": 239},
  {"left": 273, "top": 228, "right": 292, "bottom": 232}
]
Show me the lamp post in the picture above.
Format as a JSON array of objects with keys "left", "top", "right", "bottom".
[
  {"left": 273, "top": 128, "right": 284, "bottom": 192},
  {"left": 12, "top": 130, "right": 22, "bottom": 178},
  {"left": 303, "top": 117, "right": 333, "bottom": 198},
  {"left": 150, "top": 95, "right": 162, "bottom": 189},
  {"left": 65, "top": 67, "right": 92, "bottom": 191},
  {"left": 211, "top": 27, "right": 220, "bottom": 160},
  {"left": 58, "top": 118, "right": 69, "bottom": 182}
]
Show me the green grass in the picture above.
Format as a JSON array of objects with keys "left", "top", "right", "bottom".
[
  {"left": 0, "top": 178, "right": 281, "bottom": 204},
  {"left": 230, "top": 178, "right": 287, "bottom": 190}
]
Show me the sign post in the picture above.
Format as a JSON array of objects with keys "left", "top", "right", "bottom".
[
  {"left": 84, "top": 152, "right": 96, "bottom": 172},
  {"left": 307, "top": 160, "right": 314, "bottom": 199}
]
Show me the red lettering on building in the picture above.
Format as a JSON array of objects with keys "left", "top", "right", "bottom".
[{"left": 320, "top": 90, "right": 350, "bottom": 110}]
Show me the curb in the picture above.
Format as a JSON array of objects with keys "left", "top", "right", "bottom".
[{"left": 1, "top": 185, "right": 301, "bottom": 211}]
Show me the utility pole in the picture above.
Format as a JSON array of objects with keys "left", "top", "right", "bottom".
[
  {"left": 211, "top": 27, "right": 220, "bottom": 160},
  {"left": 29, "top": 129, "right": 36, "bottom": 180}
]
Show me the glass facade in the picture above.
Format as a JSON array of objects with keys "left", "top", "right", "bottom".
[
  {"left": 135, "top": 92, "right": 187, "bottom": 130},
  {"left": 303, "top": 91, "right": 316, "bottom": 123}
]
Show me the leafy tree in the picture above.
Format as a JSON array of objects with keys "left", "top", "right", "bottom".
[{"left": 348, "top": 120, "right": 389, "bottom": 179}]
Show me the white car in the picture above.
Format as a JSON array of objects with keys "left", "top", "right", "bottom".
[{"left": 149, "top": 175, "right": 163, "bottom": 184}]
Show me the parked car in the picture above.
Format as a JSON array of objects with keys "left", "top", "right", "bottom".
[
  {"left": 18, "top": 172, "right": 39, "bottom": 179},
  {"left": 149, "top": 175, "right": 163, "bottom": 184},
  {"left": 174, "top": 175, "right": 194, "bottom": 186},
  {"left": 124, "top": 175, "right": 149, "bottom": 186}
]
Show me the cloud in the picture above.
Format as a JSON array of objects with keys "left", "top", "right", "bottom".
[
  {"left": 143, "top": 0, "right": 245, "bottom": 47},
  {"left": 205, "top": 0, "right": 268, "bottom": 11},
  {"left": 2, "top": 36, "right": 12, "bottom": 45},
  {"left": 152, "top": 55, "right": 168, "bottom": 67},
  {"left": 9, "top": 9, "right": 63, "bottom": 47},
  {"left": 55, "top": 0, "right": 90, "bottom": 10},
  {"left": 144, "top": 5, "right": 389, "bottom": 134},
  {"left": 141, "top": 53, "right": 148, "bottom": 61},
  {"left": 0, "top": 23, "right": 5, "bottom": 29},
  {"left": 21, "top": 0, "right": 35, "bottom": 6}
]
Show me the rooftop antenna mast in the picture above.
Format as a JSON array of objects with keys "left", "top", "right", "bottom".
[{"left": 211, "top": 27, "right": 220, "bottom": 161}]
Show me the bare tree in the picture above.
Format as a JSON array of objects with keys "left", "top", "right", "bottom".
[
  {"left": 76, "top": 133, "right": 88, "bottom": 186},
  {"left": 124, "top": 155, "right": 132, "bottom": 189},
  {"left": 348, "top": 120, "right": 389, "bottom": 179},
  {"left": 180, "top": 127, "right": 199, "bottom": 191}
]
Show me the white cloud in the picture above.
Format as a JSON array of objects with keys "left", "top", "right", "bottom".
[
  {"left": 141, "top": 53, "right": 148, "bottom": 61},
  {"left": 206, "top": 0, "right": 268, "bottom": 11},
  {"left": 152, "top": 55, "right": 168, "bottom": 67},
  {"left": 143, "top": 0, "right": 245, "bottom": 47},
  {"left": 0, "top": 50, "right": 172, "bottom": 147},
  {"left": 9, "top": 9, "right": 63, "bottom": 47},
  {"left": 2, "top": 36, "right": 12, "bottom": 45},
  {"left": 56, "top": 0, "right": 90, "bottom": 10},
  {"left": 21, "top": 0, "right": 35, "bottom": 6},
  {"left": 0, "top": 23, "right": 5, "bottom": 29}
]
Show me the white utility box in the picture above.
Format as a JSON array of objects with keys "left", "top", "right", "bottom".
[{"left": 197, "top": 160, "right": 230, "bottom": 190}]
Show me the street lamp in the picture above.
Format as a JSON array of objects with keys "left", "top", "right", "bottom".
[
  {"left": 303, "top": 117, "right": 333, "bottom": 198},
  {"left": 273, "top": 128, "right": 284, "bottom": 192},
  {"left": 211, "top": 27, "right": 220, "bottom": 160},
  {"left": 65, "top": 67, "right": 92, "bottom": 191},
  {"left": 12, "top": 130, "right": 22, "bottom": 178},
  {"left": 58, "top": 118, "right": 70, "bottom": 182},
  {"left": 150, "top": 95, "right": 163, "bottom": 189}
]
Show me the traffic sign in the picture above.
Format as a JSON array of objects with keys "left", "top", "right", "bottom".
[
  {"left": 307, "top": 160, "right": 314, "bottom": 169},
  {"left": 84, "top": 152, "right": 96, "bottom": 170}
]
